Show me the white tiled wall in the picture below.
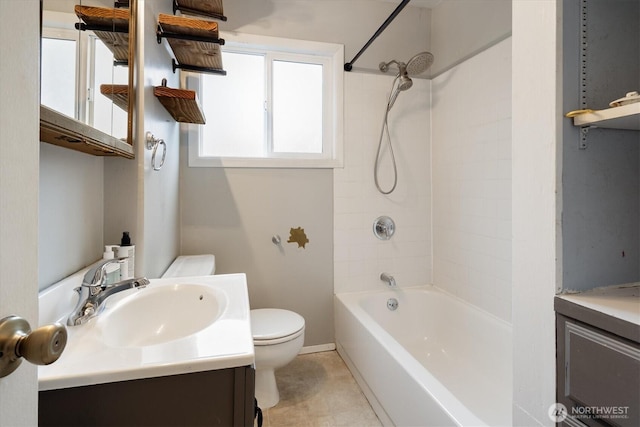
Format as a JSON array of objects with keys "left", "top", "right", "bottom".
[
  {"left": 334, "top": 72, "right": 432, "bottom": 294},
  {"left": 431, "top": 38, "right": 513, "bottom": 322}
]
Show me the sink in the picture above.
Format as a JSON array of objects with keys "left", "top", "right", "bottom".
[
  {"left": 100, "top": 283, "right": 227, "bottom": 347},
  {"left": 38, "top": 273, "right": 254, "bottom": 391}
]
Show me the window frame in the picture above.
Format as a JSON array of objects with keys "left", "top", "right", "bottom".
[{"left": 185, "top": 32, "right": 344, "bottom": 168}]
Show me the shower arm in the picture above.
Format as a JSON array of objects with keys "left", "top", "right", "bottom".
[{"left": 344, "top": 0, "right": 412, "bottom": 72}]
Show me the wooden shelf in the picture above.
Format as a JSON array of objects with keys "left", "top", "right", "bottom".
[
  {"left": 40, "top": 105, "right": 134, "bottom": 158},
  {"left": 100, "top": 84, "right": 129, "bottom": 112},
  {"left": 572, "top": 103, "right": 640, "bottom": 130},
  {"left": 75, "top": 5, "right": 129, "bottom": 63},
  {"left": 154, "top": 85, "right": 206, "bottom": 124},
  {"left": 174, "top": 0, "right": 226, "bottom": 21},
  {"left": 157, "top": 13, "right": 225, "bottom": 74}
]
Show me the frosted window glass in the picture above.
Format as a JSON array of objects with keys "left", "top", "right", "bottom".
[
  {"left": 41, "top": 38, "right": 77, "bottom": 118},
  {"left": 201, "top": 52, "right": 265, "bottom": 157},
  {"left": 272, "top": 61, "right": 323, "bottom": 153},
  {"left": 92, "top": 39, "right": 128, "bottom": 139}
]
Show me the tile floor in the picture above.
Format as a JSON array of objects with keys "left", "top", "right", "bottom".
[{"left": 258, "top": 351, "right": 382, "bottom": 427}]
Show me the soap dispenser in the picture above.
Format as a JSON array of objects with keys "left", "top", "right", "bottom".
[{"left": 116, "top": 232, "right": 135, "bottom": 278}]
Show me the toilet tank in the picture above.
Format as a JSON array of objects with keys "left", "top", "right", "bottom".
[{"left": 162, "top": 255, "right": 215, "bottom": 278}]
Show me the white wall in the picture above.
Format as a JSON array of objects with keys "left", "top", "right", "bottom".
[
  {"left": 179, "top": 166, "right": 335, "bottom": 346},
  {"left": 39, "top": 144, "right": 104, "bottom": 289},
  {"left": 431, "top": 38, "right": 512, "bottom": 322},
  {"left": 138, "top": 0, "right": 181, "bottom": 278},
  {"left": 0, "top": 0, "right": 40, "bottom": 424},
  {"left": 430, "top": 0, "right": 511, "bottom": 77},
  {"left": 334, "top": 73, "right": 431, "bottom": 293},
  {"left": 512, "top": 1, "right": 559, "bottom": 425}
]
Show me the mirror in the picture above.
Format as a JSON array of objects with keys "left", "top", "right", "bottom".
[{"left": 41, "top": 0, "right": 135, "bottom": 157}]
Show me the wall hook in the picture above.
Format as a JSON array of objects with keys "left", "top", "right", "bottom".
[{"left": 145, "top": 131, "right": 167, "bottom": 171}]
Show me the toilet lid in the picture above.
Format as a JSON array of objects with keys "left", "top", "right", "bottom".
[{"left": 251, "top": 308, "right": 305, "bottom": 341}]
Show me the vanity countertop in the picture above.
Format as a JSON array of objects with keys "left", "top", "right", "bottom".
[
  {"left": 38, "top": 269, "right": 254, "bottom": 391},
  {"left": 555, "top": 282, "right": 640, "bottom": 342}
]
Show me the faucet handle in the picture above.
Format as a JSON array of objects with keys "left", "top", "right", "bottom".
[{"left": 82, "top": 259, "right": 121, "bottom": 287}]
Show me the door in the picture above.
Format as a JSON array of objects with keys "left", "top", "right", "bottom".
[{"left": 0, "top": 0, "right": 41, "bottom": 425}]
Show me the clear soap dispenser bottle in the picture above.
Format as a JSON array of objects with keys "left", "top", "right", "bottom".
[{"left": 102, "top": 245, "right": 120, "bottom": 285}]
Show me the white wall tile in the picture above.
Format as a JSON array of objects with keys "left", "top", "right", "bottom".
[
  {"left": 334, "top": 73, "right": 432, "bottom": 293},
  {"left": 431, "top": 38, "right": 513, "bottom": 322}
]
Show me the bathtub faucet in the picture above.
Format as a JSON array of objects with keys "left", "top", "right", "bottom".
[{"left": 380, "top": 273, "right": 396, "bottom": 287}]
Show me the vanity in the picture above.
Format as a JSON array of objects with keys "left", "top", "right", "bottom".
[
  {"left": 555, "top": 284, "right": 640, "bottom": 426},
  {"left": 37, "top": 267, "right": 256, "bottom": 426}
]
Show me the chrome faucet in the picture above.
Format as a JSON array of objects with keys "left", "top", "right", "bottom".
[
  {"left": 380, "top": 272, "right": 396, "bottom": 287},
  {"left": 67, "top": 259, "right": 150, "bottom": 326}
]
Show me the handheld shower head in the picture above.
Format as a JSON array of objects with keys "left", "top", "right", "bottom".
[{"left": 397, "top": 73, "right": 413, "bottom": 91}]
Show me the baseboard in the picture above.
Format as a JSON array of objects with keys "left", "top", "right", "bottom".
[{"left": 299, "top": 343, "right": 336, "bottom": 354}]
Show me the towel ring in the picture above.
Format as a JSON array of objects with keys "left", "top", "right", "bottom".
[{"left": 145, "top": 131, "right": 167, "bottom": 171}]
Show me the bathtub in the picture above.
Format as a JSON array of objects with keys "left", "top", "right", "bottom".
[{"left": 335, "top": 286, "right": 512, "bottom": 426}]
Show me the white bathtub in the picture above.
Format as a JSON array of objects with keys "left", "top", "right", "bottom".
[{"left": 335, "top": 286, "right": 512, "bottom": 426}]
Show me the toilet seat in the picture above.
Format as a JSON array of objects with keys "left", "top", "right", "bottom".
[{"left": 251, "top": 309, "right": 305, "bottom": 346}]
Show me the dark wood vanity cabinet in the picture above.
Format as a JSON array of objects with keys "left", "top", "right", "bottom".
[
  {"left": 39, "top": 366, "right": 255, "bottom": 426},
  {"left": 555, "top": 298, "right": 639, "bottom": 427}
]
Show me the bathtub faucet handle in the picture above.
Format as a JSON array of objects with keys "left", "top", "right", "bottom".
[{"left": 380, "top": 273, "right": 396, "bottom": 287}]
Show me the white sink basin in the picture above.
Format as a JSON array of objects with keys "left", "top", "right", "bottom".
[
  {"left": 100, "top": 283, "right": 227, "bottom": 347},
  {"left": 38, "top": 273, "right": 254, "bottom": 391}
]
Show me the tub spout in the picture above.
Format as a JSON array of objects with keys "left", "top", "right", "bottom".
[{"left": 380, "top": 273, "right": 396, "bottom": 287}]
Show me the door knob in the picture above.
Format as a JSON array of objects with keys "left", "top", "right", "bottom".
[{"left": 0, "top": 315, "right": 67, "bottom": 378}]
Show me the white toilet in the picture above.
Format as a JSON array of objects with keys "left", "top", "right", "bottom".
[
  {"left": 251, "top": 308, "right": 305, "bottom": 409},
  {"left": 162, "top": 255, "right": 305, "bottom": 409}
]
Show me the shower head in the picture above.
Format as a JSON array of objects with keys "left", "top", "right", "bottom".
[
  {"left": 405, "top": 51, "right": 434, "bottom": 75},
  {"left": 379, "top": 51, "right": 434, "bottom": 76},
  {"left": 381, "top": 52, "right": 433, "bottom": 111}
]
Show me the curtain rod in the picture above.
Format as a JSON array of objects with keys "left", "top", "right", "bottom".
[{"left": 344, "top": 0, "right": 411, "bottom": 71}]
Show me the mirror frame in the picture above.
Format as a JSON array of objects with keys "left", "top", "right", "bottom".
[{"left": 126, "top": 0, "right": 136, "bottom": 149}]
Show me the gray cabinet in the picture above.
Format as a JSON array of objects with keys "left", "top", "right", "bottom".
[
  {"left": 555, "top": 297, "right": 639, "bottom": 426},
  {"left": 39, "top": 366, "right": 255, "bottom": 426}
]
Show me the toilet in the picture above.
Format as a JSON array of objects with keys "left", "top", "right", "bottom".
[
  {"left": 251, "top": 308, "right": 305, "bottom": 408},
  {"left": 162, "top": 255, "right": 305, "bottom": 409}
]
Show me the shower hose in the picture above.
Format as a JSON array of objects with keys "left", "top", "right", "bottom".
[{"left": 374, "top": 75, "right": 401, "bottom": 195}]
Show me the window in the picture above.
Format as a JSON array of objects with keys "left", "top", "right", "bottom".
[{"left": 186, "top": 33, "right": 343, "bottom": 168}]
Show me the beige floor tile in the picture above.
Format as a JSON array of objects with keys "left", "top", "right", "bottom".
[{"left": 259, "top": 351, "right": 382, "bottom": 427}]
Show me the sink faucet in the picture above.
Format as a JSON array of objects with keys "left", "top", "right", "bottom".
[
  {"left": 67, "top": 259, "right": 150, "bottom": 326},
  {"left": 380, "top": 272, "right": 396, "bottom": 287}
]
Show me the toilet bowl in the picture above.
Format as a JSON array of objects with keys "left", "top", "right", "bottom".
[
  {"left": 162, "top": 255, "right": 305, "bottom": 409},
  {"left": 251, "top": 308, "right": 305, "bottom": 409}
]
